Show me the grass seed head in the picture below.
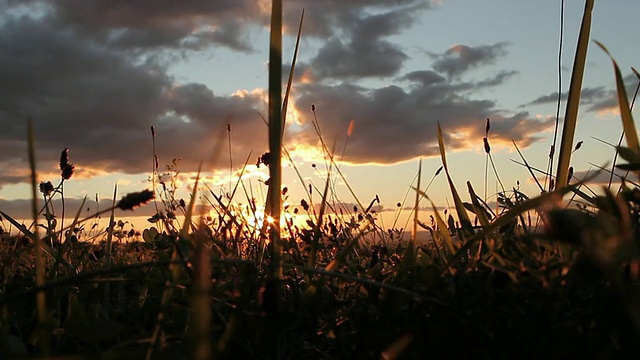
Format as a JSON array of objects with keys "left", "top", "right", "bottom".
[
  {"left": 59, "top": 148, "right": 69, "bottom": 170},
  {"left": 39, "top": 181, "right": 54, "bottom": 196},
  {"left": 61, "top": 163, "right": 74, "bottom": 180},
  {"left": 483, "top": 137, "right": 491, "bottom": 154},
  {"left": 59, "top": 148, "right": 74, "bottom": 180},
  {"left": 257, "top": 152, "right": 270, "bottom": 168},
  {"left": 116, "top": 190, "right": 154, "bottom": 211}
]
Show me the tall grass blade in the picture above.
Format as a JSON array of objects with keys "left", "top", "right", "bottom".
[
  {"left": 103, "top": 185, "right": 117, "bottom": 312},
  {"left": 410, "top": 159, "right": 422, "bottom": 259},
  {"left": 282, "top": 9, "right": 304, "bottom": 136},
  {"left": 425, "top": 194, "right": 456, "bottom": 255},
  {"left": 467, "top": 182, "right": 491, "bottom": 228},
  {"left": 607, "top": 67, "right": 640, "bottom": 188},
  {"left": 27, "top": 118, "right": 49, "bottom": 355},
  {"left": 437, "top": 122, "right": 473, "bottom": 235},
  {"left": 594, "top": 42, "right": 639, "bottom": 153},
  {"left": 191, "top": 221, "right": 212, "bottom": 360},
  {"left": 555, "top": 0, "right": 594, "bottom": 189},
  {"left": 181, "top": 163, "right": 202, "bottom": 237},
  {"left": 265, "top": 2, "right": 284, "bottom": 359},
  {"left": 267, "top": 0, "right": 283, "bottom": 280}
]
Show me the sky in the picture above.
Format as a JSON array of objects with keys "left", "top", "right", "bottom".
[{"left": 1, "top": 0, "right": 639, "bottom": 232}]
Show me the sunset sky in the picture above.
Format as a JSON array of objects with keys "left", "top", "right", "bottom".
[{"left": 1, "top": 1, "right": 639, "bottom": 231}]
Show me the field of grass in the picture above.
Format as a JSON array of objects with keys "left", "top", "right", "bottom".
[{"left": 2, "top": 1, "right": 640, "bottom": 358}]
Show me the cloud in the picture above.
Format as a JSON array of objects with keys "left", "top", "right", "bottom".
[
  {"left": 432, "top": 43, "right": 509, "bottom": 78},
  {"left": 46, "top": 0, "right": 266, "bottom": 52},
  {"left": 290, "top": 76, "right": 553, "bottom": 164},
  {"left": 523, "top": 87, "right": 613, "bottom": 112},
  {"left": 305, "top": 5, "right": 424, "bottom": 79},
  {"left": 522, "top": 73, "right": 639, "bottom": 113},
  {"left": 282, "top": 0, "right": 435, "bottom": 38},
  {"left": 0, "top": 0, "right": 549, "bottom": 193},
  {"left": 0, "top": 11, "right": 270, "bottom": 186}
]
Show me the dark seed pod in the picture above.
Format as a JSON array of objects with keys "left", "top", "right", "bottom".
[{"left": 116, "top": 190, "right": 154, "bottom": 211}]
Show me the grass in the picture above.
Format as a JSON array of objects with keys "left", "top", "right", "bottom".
[{"left": 1, "top": 1, "right": 640, "bottom": 358}]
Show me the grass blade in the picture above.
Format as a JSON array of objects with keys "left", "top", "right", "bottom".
[
  {"left": 467, "top": 182, "right": 491, "bottom": 228},
  {"left": 437, "top": 122, "right": 473, "bottom": 235},
  {"left": 512, "top": 140, "right": 545, "bottom": 193},
  {"left": 411, "top": 159, "right": 422, "bottom": 257},
  {"left": 282, "top": 9, "right": 304, "bottom": 136},
  {"left": 428, "top": 196, "right": 456, "bottom": 255},
  {"left": 595, "top": 41, "right": 640, "bottom": 183},
  {"left": 555, "top": 0, "right": 594, "bottom": 189},
  {"left": 191, "top": 221, "right": 212, "bottom": 360},
  {"left": 103, "top": 185, "right": 117, "bottom": 312},
  {"left": 27, "top": 118, "right": 51, "bottom": 356},
  {"left": 267, "top": 0, "right": 283, "bottom": 280}
]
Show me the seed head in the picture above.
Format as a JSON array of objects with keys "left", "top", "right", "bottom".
[
  {"left": 257, "top": 152, "right": 270, "bottom": 168},
  {"left": 59, "top": 148, "right": 69, "bottom": 170},
  {"left": 573, "top": 141, "right": 583, "bottom": 152},
  {"left": 116, "top": 190, "right": 155, "bottom": 211},
  {"left": 39, "top": 181, "right": 54, "bottom": 196},
  {"left": 347, "top": 120, "right": 355, "bottom": 136},
  {"left": 483, "top": 137, "right": 491, "bottom": 154},
  {"left": 59, "top": 148, "right": 74, "bottom": 180},
  {"left": 61, "top": 163, "right": 75, "bottom": 180}
]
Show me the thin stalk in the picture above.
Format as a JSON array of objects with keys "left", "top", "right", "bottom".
[
  {"left": 308, "top": 141, "right": 335, "bottom": 268},
  {"left": 28, "top": 118, "right": 49, "bottom": 356},
  {"left": 267, "top": 0, "right": 283, "bottom": 280},
  {"left": 265, "top": 3, "right": 284, "bottom": 358},
  {"left": 411, "top": 159, "right": 422, "bottom": 257},
  {"left": 103, "top": 184, "right": 117, "bottom": 313},
  {"left": 548, "top": 0, "right": 566, "bottom": 191}
]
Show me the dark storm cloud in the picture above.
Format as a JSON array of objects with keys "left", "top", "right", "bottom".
[{"left": 432, "top": 43, "right": 509, "bottom": 78}]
